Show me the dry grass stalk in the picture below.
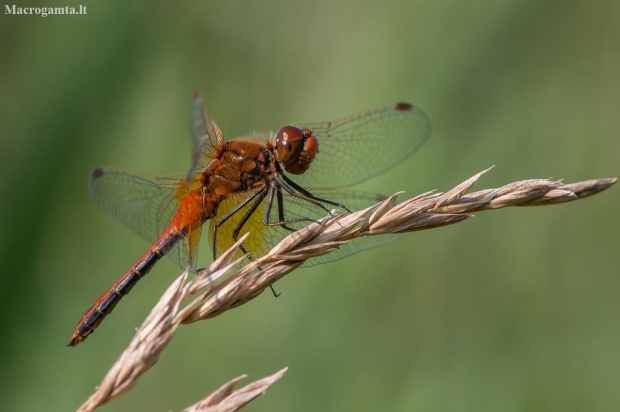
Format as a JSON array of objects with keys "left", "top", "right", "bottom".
[
  {"left": 78, "top": 168, "right": 616, "bottom": 411},
  {"left": 181, "top": 367, "right": 288, "bottom": 412},
  {"left": 77, "top": 238, "right": 249, "bottom": 412}
]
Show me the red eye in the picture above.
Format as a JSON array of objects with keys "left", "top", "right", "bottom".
[
  {"left": 276, "top": 125, "right": 304, "bottom": 167},
  {"left": 275, "top": 126, "right": 318, "bottom": 175}
]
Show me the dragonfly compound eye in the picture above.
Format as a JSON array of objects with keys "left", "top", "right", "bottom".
[
  {"left": 276, "top": 126, "right": 304, "bottom": 163},
  {"left": 275, "top": 126, "right": 318, "bottom": 175},
  {"left": 276, "top": 126, "right": 303, "bottom": 166}
]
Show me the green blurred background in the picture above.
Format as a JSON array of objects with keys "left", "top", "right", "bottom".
[{"left": 1, "top": 1, "right": 619, "bottom": 411}]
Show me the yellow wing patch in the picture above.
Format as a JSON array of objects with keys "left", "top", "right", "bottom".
[
  {"left": 208, "top": 190, "right": 269, "bottom": 261},
  {"left": 186, "top": 225, "right": 202, "bottom": 271}
]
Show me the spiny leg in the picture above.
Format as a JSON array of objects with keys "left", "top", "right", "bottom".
[
  {"left": 212, "top": 187, "right": 266, "bottom": 260},
  {"left": 276, "top": 188, "right": 294, "bottom": 230},
  {"left": 231, "top": 190, "right": 268, "bottom": 240},
  {"left": 228, "top": 189, "right": 280, "bottom": 297},
  {"left": 263, "top": 186, "right": 315, "bottom": 231},
  {"left": 262, "top": 186, "right": 287, "bottom": 229},
  {"left": 275, "top": 176, "right": 332, "bottom": 215},
  {"left": 281, "top": 173, "right": 352, "bottom": 212}
]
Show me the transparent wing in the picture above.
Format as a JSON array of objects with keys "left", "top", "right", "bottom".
[
  {"left": 206, "top": 186, "right": 406, "bottom": 267},
  {"left": 208, "top": 189, "right": 271, "bottom": 261},
  {"left": 89, "top": 167, "right": 194, "bottom": 269},
  {"left": 287, "top": 103, "right": 431, "bottom": 189},
  {"left": 278, "top": 189, "right": 407, "bottom": 267},
  {"left": 187, "top": 92, "right": 224, "bottom": 183}
]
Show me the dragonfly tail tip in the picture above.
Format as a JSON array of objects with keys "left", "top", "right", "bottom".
[{"left": 66, "top": 334, "right": 82, "bottom": 347}]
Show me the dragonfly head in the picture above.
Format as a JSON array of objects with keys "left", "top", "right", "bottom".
[{"left": 275, "top": 125, "right": 318, "bottom": 175}]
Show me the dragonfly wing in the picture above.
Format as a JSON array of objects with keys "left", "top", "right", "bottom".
[
  {"left": 164, "top": 235, "right": 195, "bottom": 270},
  {"left": 187, "top": 92, "right": 224, "bottom": 184},
  {"left": 205, "top": 185, "right": 406, "bottom": 268},
  {"left": 301, "top": 233, "right": 406, "bottom": 267},
  {"left": 185, "top": 225, "right": 202, "bottom": 272},
  {"left": 208, "top": 189, "right": 273, "bottom": 260},
  {"left": 205, "top": 186, "right": 351, "bottom": 263},
  {"left": 89, "top": 167, "right": 193, "bottom": 269},
  {"left": 259, "top": 188, "right": 407, "bottom": 266},
  {"left": 286, "top": 103, "right": 431, "bottom": 189},
  {"left": 274, "top": 188, "right": 380, "bottom": 224}
]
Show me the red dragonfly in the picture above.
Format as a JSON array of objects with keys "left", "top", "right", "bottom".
[{"left": 67, "top": 93, "right": 431, "bottom": 346}]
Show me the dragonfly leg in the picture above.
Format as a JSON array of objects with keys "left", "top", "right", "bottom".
[
  {"left": 228, "top": 190, "right": 280, "bottom": 297},
  {"left": 275, "top": 176, "right": 330, "bottom": 214},
  {"left": 237, "top": 242, "right": 280, "bottom": 298},
  {"left": 275, "top": 188, "right": 296, "bottom": 229},
  {"left": 212, "top": 187, "right": 266, "bottom": 260},
  {"left": 277, "top": 174, "right": 352, "bottom": 214},
  {"left": 262, "top": 186, "right": 314, "bottom": 231},
  {"left": 230, "top": 189, "right": 268, "bottom": 241}
]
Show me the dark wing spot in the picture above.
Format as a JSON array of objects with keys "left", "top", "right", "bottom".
[
  {"left": 92, "top": 168, "right": 104, "bottom": 178},
  {"left": 395, "top": 102, "right": 413, "bottom": 111},
  {"left": 288, "top": 143, "right": 292, "bottom": 150}
]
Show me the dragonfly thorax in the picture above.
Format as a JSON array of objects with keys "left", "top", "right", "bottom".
[{"left": 202, "top": 140, "right": 278, "bottom": 198}]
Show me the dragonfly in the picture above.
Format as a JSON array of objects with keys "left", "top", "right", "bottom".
[{"left": 67, "top": 93, "right": 431, "bottom": 346}]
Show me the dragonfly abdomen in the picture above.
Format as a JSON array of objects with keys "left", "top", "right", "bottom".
[{"left": 67, "top": 230, "right": 184, "bottom": 347}]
